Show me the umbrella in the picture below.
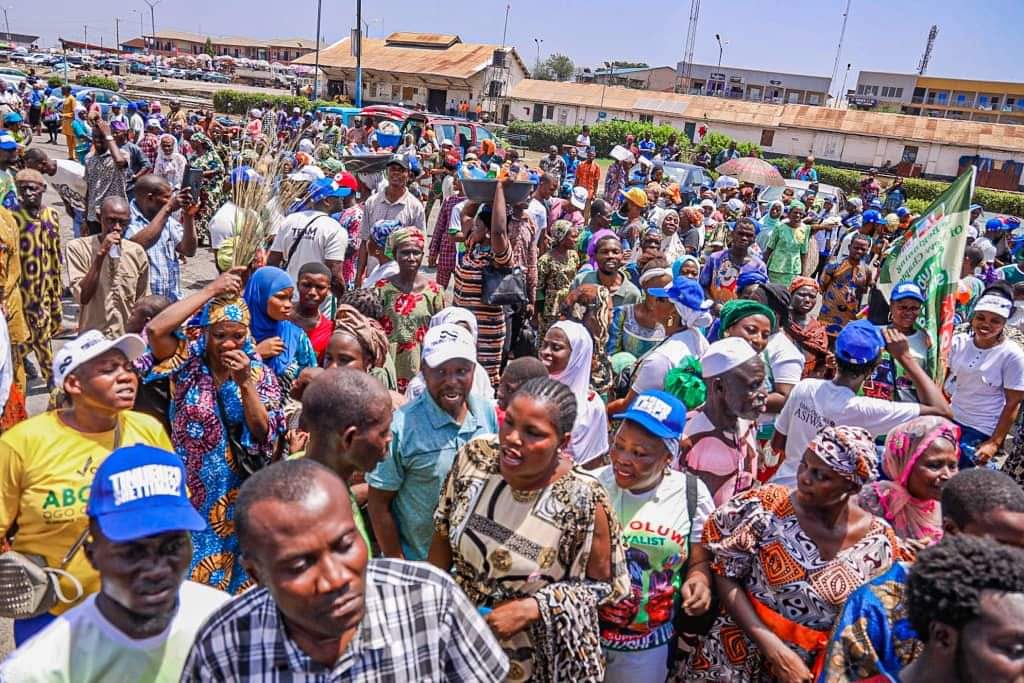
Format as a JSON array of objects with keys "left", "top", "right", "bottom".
[{"left": 715, "top": 157, "right": 786, "bottom": 187}]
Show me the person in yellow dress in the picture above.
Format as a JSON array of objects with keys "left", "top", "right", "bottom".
[{"left": 60, "top": 85, "right": 77, "bottom": 161}]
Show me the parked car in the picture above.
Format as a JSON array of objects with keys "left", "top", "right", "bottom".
[
  {"left": 661, "top": 162, "right": 712, "bottom": 206},
  {"left": 0, "top": 66, "right": 27, "bottom": 79},
  {"left": 73, "top": 87, "right": 142, "bottom": 119},
  {"left": 316, "top": 106, "right": 362, "bottom": 127},
  {"left": 757, "top": 179, "right": 847, "bottom": 217},
  {"left": 398, "top": 111, "right": 504, "bottom": 160},
  {"left": 203, "top": 71, "right": 231, "bottom": 83}
]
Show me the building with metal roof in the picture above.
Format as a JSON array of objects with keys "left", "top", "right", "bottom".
[{"left": 139, "top": 30, "right": 318, "bottom": 62}]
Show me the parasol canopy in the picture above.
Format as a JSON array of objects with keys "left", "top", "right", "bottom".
[{"left": 715, "top": 156, "right": 786, "bottom": 187}]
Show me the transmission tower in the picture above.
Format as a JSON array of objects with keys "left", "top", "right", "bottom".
[
  {"left": 828, "top": 0, "right": 852, "bottom": 105},
  {"left": 678, "top": 0, "right": 700, "bottom": 93},
  {"left": 917, "top": 25, "right": 938, "bottom": 75}
]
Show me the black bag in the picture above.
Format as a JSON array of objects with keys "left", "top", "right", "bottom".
[
  {"left": 215, "top": 387, "right": 270, "bottom": 478},
  {"left": 482, "top": 264, "right": 529, "bottom": 306},
  {"left": 672, "top": 472, "right": 720, "bottom": 637}
]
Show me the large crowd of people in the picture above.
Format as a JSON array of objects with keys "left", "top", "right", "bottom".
[{"left": 0, "top": 87, "right": 1021, "bottom": 683}]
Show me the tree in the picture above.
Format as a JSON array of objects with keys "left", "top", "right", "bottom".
[
  {"left": 544, "top": 53, "right": 575, "bottom": 81},
  {"left": 204, "top": 37, "right": 215, "bottom": 57},
  {"left": 532, "top": 63, "right": 554, "bottom": 80}
]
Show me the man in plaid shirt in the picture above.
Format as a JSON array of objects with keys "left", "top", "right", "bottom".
[{"left": 181, "top": 459, "right": 509, "bottom": 682}]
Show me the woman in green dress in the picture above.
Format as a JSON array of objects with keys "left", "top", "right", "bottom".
[{"left": 763, "top": 201, "right": 810, "bottom": 287}]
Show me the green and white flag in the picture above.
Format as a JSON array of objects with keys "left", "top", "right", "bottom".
[{"left": 878, "top": 166, "right": 976, "bottom": 381}]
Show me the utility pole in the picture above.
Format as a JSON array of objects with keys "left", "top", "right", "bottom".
[
  {"left": 354, "top": 0, "right": 362, "bottom": 107},
  {"left": 1, "top": 8, "right": 9, "bottom": 43},
  {"left": 714, "top": 33, "right": 725, "bottom": 96},
  {"left": 312, "top": 0, "right": 321, "bottom": 99},
  {"left": 828, "top": 0, "right": 852, "bottom": 105},
  {"left": 533, "top": 37, "right": 542, "bottom": 76},
  {"left": 837, "top": 63, "right": 851, "bottom": 108},
  {"left": 115, "top": 17, "right": 121, "bottom": 52},
  {"left": 84, "top": 25, "right": 88, "bottom": 52},
  {"left": 142, "top": 0, "right": 160, "bottom": 77}
]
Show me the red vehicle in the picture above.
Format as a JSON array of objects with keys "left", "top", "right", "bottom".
[{"left": 401, "top": 112, "right": 504, "bottom": 160}]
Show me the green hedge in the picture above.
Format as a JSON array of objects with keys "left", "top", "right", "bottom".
[
  {"left": 508, "top": 120, "right": 704, "bottom": 157},
  {"left": 212, "top": 90, "right": 336, "bottom": 116},
  {"left": 75, "top": 75, "right": 118, "bottom": 91},
  {"left": 46, "top": 76, "right": 64, "bottom": 89}
]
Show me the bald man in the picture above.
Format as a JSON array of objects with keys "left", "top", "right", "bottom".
[
  {"left": 125, "top": 173, "right": 195, "bottom": 302},
  {"left": 66, "top": 195, "right": 150, "bottom": 336}
]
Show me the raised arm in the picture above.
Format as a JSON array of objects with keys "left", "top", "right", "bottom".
[{"left": 145, "top": 268, "right": 244, "bottom": 361}]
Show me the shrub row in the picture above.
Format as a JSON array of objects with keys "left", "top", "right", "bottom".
[
  {"left": 212, "top": 90, "right": 336, "bottom": 116},
  {"left": 75, "top": 75, "right": 118, "bottom": 91}
]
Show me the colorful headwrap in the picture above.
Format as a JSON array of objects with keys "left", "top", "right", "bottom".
[
  {"left": 736, "top": 269, "right": 769, "bottom": 292},
  {"left": 386, "top": 227, "right": 426, "bottom": 258},
  {"left": 190, "top": 131, "right": 213, "bottom": 149},
  {"left": 862, "top": 417, "right": 960, "bottom": 545},
  {"left": 809, "top": 425, "right": 878, "bottom": 487},
  {"left": 586, "top": 229, "right": 620, "bottom": 269},
  {"left": 789, "top": 276, "right": 820, "bottom": 294},
  {"left": 672, "top": 255, "right": 701, "bottom": 279},
  {"left": 719, "top": 299, "right": 777, "bottom": 334},
  {"left": 371, "top": 219, "right": 400, "bottom": 250},
  {"left": 333, "top": 304, "right": 389, "bottom": 369},
  {"left": 200, "top": 295, "right": 250, "bottom": 328},
  {"left": 664, "top": 355, "right": 706, "bottom": 409},
  {"left": 549, "top": 219, "right": 574, "bottom": 245}
]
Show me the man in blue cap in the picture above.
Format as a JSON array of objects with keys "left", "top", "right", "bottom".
[
  {"left": 771, "top": 319, "right": 952, "bottom": 487},
  {"left": 127, "top": 102, "right": 144, "bottom": 144},
  {"left": 0, "top": 444, "right": 229, "bottom": 682},
  {"left": 268, "top": 174, "right": 349, "bottom": 291}
]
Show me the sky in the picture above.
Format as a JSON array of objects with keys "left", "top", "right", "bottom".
[{"left": 22, "top": 0, "right": 1024, "bottom": 89}]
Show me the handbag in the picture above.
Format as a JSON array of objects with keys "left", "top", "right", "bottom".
[
  {"left": 482, "top": 264, "right": 528, "bottom": 306},
  {"left": 0, "top": 415, "right": 122, "bottom": 619},
  {"left": 215, "top": 384, "right": 270, "bottom": 478}
]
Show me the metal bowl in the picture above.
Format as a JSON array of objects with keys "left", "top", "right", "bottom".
[{"left": 461, "top": 178, "right": 534, "bottom": 204}]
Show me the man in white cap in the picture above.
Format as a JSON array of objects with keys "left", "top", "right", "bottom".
[
  {"left": 0, "top": 444, "right": 228, "bottom": 681},
  {"left": 367, "top": 324, "right": 498, "bottom": 561},
  {"left": 0, "top": 330, "right": 171, "bottom": 645},
  {"left": 682, "top": 338, "right": 767, "bottom": 506}
]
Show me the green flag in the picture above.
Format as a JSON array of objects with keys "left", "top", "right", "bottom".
[{"left": 878, "top": 166, "right": 976, "bottom": 381}]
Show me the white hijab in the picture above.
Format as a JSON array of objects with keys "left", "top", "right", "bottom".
[{"left": 550, "top": 320, "right": 609, "bottom": 465}]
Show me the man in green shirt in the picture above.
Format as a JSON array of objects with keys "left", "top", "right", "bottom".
[{"left": 298, "top": 367, "right": 396, "bottom": 550}]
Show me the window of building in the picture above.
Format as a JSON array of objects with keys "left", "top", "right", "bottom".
[
  {"left": 870, "top": 85, "right": 879, "bottom": 96},
  {"left": 545, "top": 105, "right": 554, "bottom": 119},
  {"left": 639, "top": 113, "right": 654, "bottom": 123},
  {"left": 895, "top": 88, "right": 903, "bottom": 98},
  {"left": 901, "top": 146, "right": 919, "bottom": 164},
  {"left": 760, "top": 130, "right": 775, "bottom": 147},
  {"left": 787, "top": 92, "right": 800, "bottom": 104},
  {"left": 807, "top": 93, "right": 820, "bottom": 105}
]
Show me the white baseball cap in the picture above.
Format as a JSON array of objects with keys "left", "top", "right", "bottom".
[
  {"left": 422, "top": 324, "right": 476, "bottom": 368},
  {"left": 53, "top": 330, "right": 146, "bottom": 388},
  {"left": 974, "top": 294, "right": 1013, "bottom": 319},
  {"left": 570, "top": 186, "right": 587, "bottom": 210}
]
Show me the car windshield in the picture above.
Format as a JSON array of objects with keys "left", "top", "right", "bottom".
[{"left": 663, "top": 166, "right": 701, "bottom": 187}]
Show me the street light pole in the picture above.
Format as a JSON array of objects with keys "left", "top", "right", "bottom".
[
  {"left": 354, "top": 0, "right": 362, "bottom": 107},
  {"left": 142, "top": 0, "right": 160, "bottom": 78},
  {"left": 714, "top": 33, "right": 725, "bottom": 96},
  {"left": 312, "top": 0, "right": 321, "bottom": 100},
  {"left": 1, "top": 8, "right": 9, "bottom": 43},
  {"left": 84, "top": 25, "right": 88, "bottom": 53},
  {"left": 115, "top": 17, "right": 121, "bottom": 52},
  {"left": 533, "top": 37, "right": 542, "bottom": 76}
]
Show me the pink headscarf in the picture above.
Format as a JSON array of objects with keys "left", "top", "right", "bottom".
[{"left": 863, "top": 416, "right": 960, "bottom": 546}]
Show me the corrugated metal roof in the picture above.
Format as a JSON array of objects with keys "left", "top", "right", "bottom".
[
  {"left": 508, "top": 79, "right": 1024, "bottom": 153},
  {"left": 147, "top": 30, "right": 315, "bottom": 50},
  {"left": 294, "top": 35, "right": 527, "bottom": 81}
]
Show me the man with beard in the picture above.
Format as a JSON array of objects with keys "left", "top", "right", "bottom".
[
  {"left": 0, "top": 444, "right": 228, "bottom": 681},
  {"left": 901, "top": 535, "right": 1024, "bottom": 683},
  {"left": 682, "top": 337, "right": 768, "bottom": 506},
  {"left": 181, "top": 459, "right": 509, "bottom": 681}
]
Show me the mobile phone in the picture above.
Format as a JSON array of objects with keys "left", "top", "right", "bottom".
[{"left": 184, "top": 167, "right": 203, "bottom": 194}]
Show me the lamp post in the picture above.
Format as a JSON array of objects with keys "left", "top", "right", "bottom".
[
  {"left": 714, "top": 33, "right": 726, "bottom": 96},
  {"left": 312, "top": 0, "right": 321, "bottom": 100},
  {"left": 142, "top": 0, "right": 160, "bottom": 78},
  {"left": 1, "top": 7, "right": 10, "bottom": 43},
  {"left": 533, "top": 37, "right": 542, "bottom": 77},
  {"left": 354, "top": 0, "right": 362, "bottom": 107}
]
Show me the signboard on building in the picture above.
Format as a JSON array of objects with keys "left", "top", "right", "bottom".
[{"left": 848, "top": 95, "right": 878, "bottom": 107}]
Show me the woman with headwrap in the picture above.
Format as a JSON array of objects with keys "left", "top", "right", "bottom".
[
  {"left": 153, "top": 133, "right": 186, "bottom": 188},
  {"left": 374, "top": 226, "right": 445, "bottom": 392},
  {"left": 786, "top": 276, "right": 832, "bottom": 378},
  {"left": 560, "top": 283, "right": 615, "bottom": 400},
  {"left": 289, "top": 262, "right": 334, "bottom": 362},
  {"left": 859, "top": 416, "right": 960, "bottom": 549},
  {"left": 658, "top": 208, "right": 687, "bottom": 263},
  {"left": 335, "top": 288, "right": 400, "bottom": 391},
  {"left": 673, "top": 254, "right": 701, "bottom": 280},
  {"left": 608, "top": 257, "right": 672, "bottom": 359},
  {"left": 403, "top": 307, "right": 494, "bottom": 402},
  {"left": 607, "top": 276, "right": 711, "bottom": 417},
  {"left": 142, "top": 269, "right": 286, "bottom": 594},
  {"left": 362, "top": 218, "right": 400, "bottom": 289},
  {"left": 756, "top": 200, "right": 785, "bottom": 253},
  {"left": 540, "top": 320, "right": 610, "bottom": 467},
  {"left": 325, "top": 303, "right": 405, "bottom": 411},
  {"left": 536, "top": 218, "right": 580, "bottom": 337},
  {"left": 683, "top": 426, "right": 906, "bottom": 683},
  {"left": 189, "top": 130, "right": 226, "bottom": 245}
]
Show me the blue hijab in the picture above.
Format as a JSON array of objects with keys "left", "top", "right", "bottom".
[{"left": 243, "top": 266, "right": 305, "bottom": 376}]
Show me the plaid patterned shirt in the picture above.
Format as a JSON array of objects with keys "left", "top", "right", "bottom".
[
  {"left": 124, "top": 199, "right": 183, "bottom": 300},
  {"left": 180, "top": 559, "right": 509, "bottom": 683}
]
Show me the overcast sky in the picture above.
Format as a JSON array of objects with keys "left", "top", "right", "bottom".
[{"left": 27, "top": 0, "right": 1022, "bottom": 87}]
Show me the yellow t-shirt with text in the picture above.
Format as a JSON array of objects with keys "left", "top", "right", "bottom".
[{"left": 0, "top": 410, "right": 173, "bottom": 615}]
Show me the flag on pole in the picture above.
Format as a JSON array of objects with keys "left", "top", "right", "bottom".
[{"left": 877, "top": 166, "right": 976, "bottom": 381}]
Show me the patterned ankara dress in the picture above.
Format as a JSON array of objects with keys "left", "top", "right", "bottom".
[
  {"left": 535, "top": 249, "right": 579, "bottom": 338},
  {"left": 375, "top": 278, "right": 445, "bottom": 393},
  {"left": 435, "top": 437, "right": 629, "bottom": 683},
  {"left": 14, "top": 207, "right": 62, "bottom": 385},
  {"left": 680, "top": 485, "right": 902, "bottom": 682},
  {"left": 142, "top": 328, "right": 285, "bottom": 595}
]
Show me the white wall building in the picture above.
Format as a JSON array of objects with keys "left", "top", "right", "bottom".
[{"left": 677, "top": 62, "right": 832, "bottom": 106}]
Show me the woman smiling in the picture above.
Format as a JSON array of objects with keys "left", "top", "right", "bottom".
[{"left": 429, "top": 377, "right": 628, "bottom": 682}]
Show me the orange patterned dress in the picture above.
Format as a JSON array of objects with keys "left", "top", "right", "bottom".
[{"left": 680, "top": 485, "right": 903, "bottom": 682}]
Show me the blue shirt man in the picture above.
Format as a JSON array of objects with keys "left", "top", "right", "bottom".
[
  {"left": 367, "top": 324, "right": 498, "bottom": 560},
  {"left": 125, "top": 196, "right": 184, "bottom": 301}
]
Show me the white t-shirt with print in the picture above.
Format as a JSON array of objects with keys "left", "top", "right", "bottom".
[
  {"left": 772, "top": 378, "right": 921, "bottom": 488},
  {"left": 759, "top": 331, "right": 805, "bottom": 427},
  {"left": 946, "top": 333, "right": 1024, "bottom": 436},
  {"left": 270, "top": 210, "right": 348, "bottom": 282},
  {"left": 0, "top": 581, "right": 230, "bottom": 683},
  {"left": 632, "top": 328, "right": 710, "bottom": 395}
]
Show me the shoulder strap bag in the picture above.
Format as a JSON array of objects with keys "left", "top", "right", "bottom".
[
  {"left": 0, "top": 416, "right": 122, "bottom": 618},
  {"left": 280, "top": 214, "right": 324, "bottom": 272}
]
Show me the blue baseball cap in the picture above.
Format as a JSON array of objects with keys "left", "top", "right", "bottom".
[
  {"left": 2, "top": 112, "right": 20, "bottom": 125},
  {"left": 87, "top": 444, "right": 206, "bottom": 542},
  {"left": 896, "top": 207, "right": 910, "bottom": 219},
  {"left": 613, "top": 390, "right": 687, "bottom": 439},
  {"left": 891, "top": 280, "right": 925, "bottom": 303},
  {"left": 862, "top": 209, "right": 884, "bottom": 224},
  {"left": 229, "top": 165, "right": 262, "bottom": 185},
  {"left": 308, "top": 175, "right": 353, "bottom": 202},
  {"left": 647, "top": 276, "right": 712, "bottom": 311},
  {"left": 985, "top": 216, "right": 1006, "bottom": 232},
  {"left": 736, "top": 269, "right": 769, "bottom": 292},
  {"left": 835, "top": 319, "right": 885, "bottom": 365},
  {"left": 0, "top": 133, "right": 18, "bottom": 151}
]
